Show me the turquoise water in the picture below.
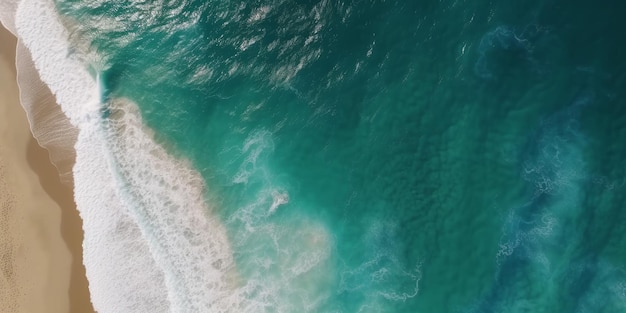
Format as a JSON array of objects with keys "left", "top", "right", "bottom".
[{"left": 56, "top": 0, "right": 626, "bottom": 312}]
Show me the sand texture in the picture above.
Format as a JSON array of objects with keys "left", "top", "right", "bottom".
[{"left": 0, "top": 25, "right": 95, "bottom": 313}]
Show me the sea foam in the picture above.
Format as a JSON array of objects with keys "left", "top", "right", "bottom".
[{"left": 11, "top": 0, "right": 244, "bottom": 312}]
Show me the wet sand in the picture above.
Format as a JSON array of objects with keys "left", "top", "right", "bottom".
[{"left": 0, "top": 25, "right": 95, "bottom": 313}]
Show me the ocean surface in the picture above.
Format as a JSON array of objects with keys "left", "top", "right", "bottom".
[{"left": 21, "top": 0, "right": 626, "bottom": 312}]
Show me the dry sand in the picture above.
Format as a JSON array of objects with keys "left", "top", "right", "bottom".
[{"left": 0, "top": 25, "right": 95, "bottom": 313}]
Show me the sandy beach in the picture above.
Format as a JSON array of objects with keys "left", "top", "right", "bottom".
[{"left": 0, "top": 25, "right": 95, "bottom": 313}]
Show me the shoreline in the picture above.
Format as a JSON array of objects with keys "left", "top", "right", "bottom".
[{"left": 0, "top": 24, "right": 95, "bottom": 313}]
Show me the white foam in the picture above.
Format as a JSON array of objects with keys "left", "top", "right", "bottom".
[
  {"left": 12, "top": 0, "right": 245, "bottom": 312},
  {"left": 103, "top": 99, "right": 242, "bottom": 312},
  {"left": 269, "top": 190, "right": 288, "bottom": 214},
  {"left": 12, "top": 0, "right": 171, "bottom": 311}
]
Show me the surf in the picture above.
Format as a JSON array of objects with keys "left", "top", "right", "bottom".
[{"left": 11, "top": 0, "right": 246, "bottom": 311}]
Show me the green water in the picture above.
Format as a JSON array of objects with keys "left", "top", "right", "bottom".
[{"left": 56, "top": 0, "right": 626, "bottom": 311}]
